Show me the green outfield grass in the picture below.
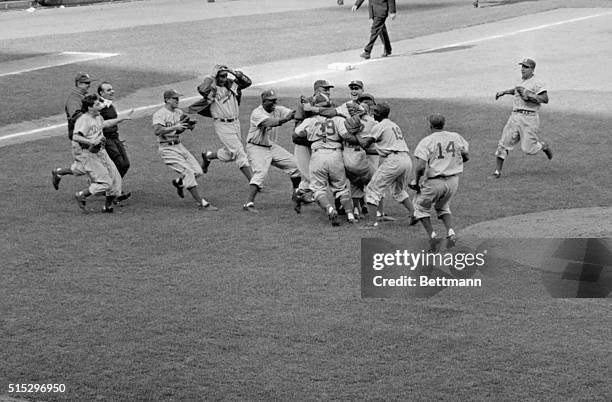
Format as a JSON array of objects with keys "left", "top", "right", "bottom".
[{"left": 1, "top": 93, "right": 611, "bottom": 400}]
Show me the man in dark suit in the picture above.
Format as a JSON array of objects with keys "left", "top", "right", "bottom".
[{"left": 352, "top": 0, "right": 396, "bottom": 59}]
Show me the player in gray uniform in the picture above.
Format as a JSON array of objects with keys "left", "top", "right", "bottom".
[
  {"left": 52, "top": 72, "right": 95, "bottom": 189},
  {"left": 295, "top": 115, "right": 356, "bottom": 226},
  {"left": 353, "top": 102, "right": 415, "bottom": 227},
  {"left": 292, "top": 80, "right": 340, "bottom": 205},
  {"left": 412, "top": 114, "right": 470, "bottom": 251},
  {"left": 243, "top": 89, "right": 301, "bottom": 213},
  {"left": 188, "top": 64, "right": 254, "bottom": 182},
  {"left": 153, "top": 90, "right": 218, "bottom": 211},
  {"left": 492, "top": 58, "right": 552, "bottom": 178}
]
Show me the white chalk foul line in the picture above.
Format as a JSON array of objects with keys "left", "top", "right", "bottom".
[
  {"left": 0, "top": 51, "right": 119, "bottom": 78},
  {"left": 2, "top": 11, "right": 611, "bottom": 143}
]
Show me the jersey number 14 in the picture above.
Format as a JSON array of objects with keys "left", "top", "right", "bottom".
[{"left": 436, "top": 141, "right": 456, "bottom": 158}]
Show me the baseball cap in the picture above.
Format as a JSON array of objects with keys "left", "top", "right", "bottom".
[
  {"left": 348, "top": 80, "right": 364, "bottom": 89},
  {"left": 357, "top": 93, "right": 376, "bottom": 103},
  {"left": 373, "top": 102, "right": 390, "bottom": 118},
  {"left": 313, "top": 79, "right": 334, "bottom": 90},
  {"left": 428, "top": 113, "right": 446, "bottom": 128},
  {"left": 519, "top": 58, "right": 536, "bottom": 68},
  {"left": 261, "top": 89, "right": 278, "bottom": 100},
  {"left": 74, "top": 72, "right": 94, "bottom": 84},
  {"left": 163, "top": 89, "right": 183, "bottom": 99}
]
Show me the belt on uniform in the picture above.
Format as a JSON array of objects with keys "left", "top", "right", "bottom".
[
  {"left": 513, "top": 109, "right": 536, "bottom": 115},
  {"left": 313, "top": 148, "right": 341, "bottom": 153},
  {"left": 247, "top": 141, "right": 271, "bottom": 148},
  {"left": 428, "top": 174, "right": 457, "bottom": 180},
  {"left": 214, "top": 117, "right": 237, "bottom": 123},
  {"left": 381, "top": 150, "right": 405, "bottom": 157},
  {"left": 160, "top": 139, "right": 181, "bottom": 145},
  {"left": 344, "top": 145, "right": 362, "bottom": 151}
]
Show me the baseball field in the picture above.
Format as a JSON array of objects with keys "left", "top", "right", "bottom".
[{"left": 1, "top": 0, "right": 611, "bottom": 400}]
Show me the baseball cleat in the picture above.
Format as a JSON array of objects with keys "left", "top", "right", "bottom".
[
  {"left": 473, "top": 0, "right": 479, "bottom": 7},
  {"left": 301, "top": 190, "right": 315, "bottom": 204},
  {"left": 429, "top": 236, "right": 442, "bottom": 252},
  {"left": 381, "top": 51, "right": 392, "bottom": 57},
  {"left": 491, "top": 170, "right": 501, "bottom": 179},
  {"left": 360, "top": 52, "right": 371, "bottom": 60},
  {"left": 291, "top": 190, "right": 302, "bottom": 214},
  {"left": 74, "top": 191, "right": 87, "bottom": 211},
  {"left": 347, "top": 213, "right": 357, "bottom": 224},
  {"left": 114, "top": 192, "right": 132, "bottom": 205},
  {"left": 243, "top": 202, "right": 258, "bottom": 213},
  {"left": 353, "top": 207, "right": 361, "bottom": 222},
  {"left": 52, "top": 169, "right": 61, "bottom": 190},
  {"left": 446, "top": 233, "right": 457, "bottom": 249},
  {"left": 328, "top": 207, "right": 340, "bottom": 226},
  {"left": 199, "top": 200, "right": 218, "bottom": 211},
  {"left": 172, "top": 178, "right": 185, "bottom": 198},
  {"left": 101, "top": 206, "right": 114, "bottom": 213},
  {"left": 201, "top": 151, "right": 211, "bottom": 173},
  {"left": 541, "top": 142, "right": 553, "bottom": 160},
  {"left": 409, "top": 215, "right": 420, "bottom": 226}
]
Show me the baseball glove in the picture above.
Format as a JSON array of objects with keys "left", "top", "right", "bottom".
[
  {"left": 346, "top": 102, "right": 366, "bottom": 117},
  {"left": 89, "top": 138, "right": 105, "bottom": 154},
  {"left": 176, "top": 114, "right": 197, "bottom": 133},
  {"left": 344, "top": 115, "right": 364, "bottom": 135}
]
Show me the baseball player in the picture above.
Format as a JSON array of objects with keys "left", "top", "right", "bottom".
[
  {"left": 153, "top": 89, "right": 218, "bottom": 211},
  {"left": 352, "top": 0, "right": 396, "bottom": 59},
  {"left": 412, "top": 114, "right": 470, "bottom": 251},
  {"left": 295, "top": 114, "right": 356, "bottom": 226},
  {"left": 353, "top": 102, "right": 415, "bottom": 227},
  {"left": 52, "top": 72, "right": 95, "bottom": 190},
  {"left": 341, "top": 97, "right": 379, "bottom": 220},
  {"left": 243, "top": 89, "right": 301, "bottom": 213},
  {"left": 292, "top": 80, "right": 340, "bottom": 205},
  {"left": 492, "top": 58, "right": 552, "bottom": 178},
  {"left": 72, "top": 94, "right": 129, "bottom": 213},
  {"left": 98, "top": 81, "right": 132, "bottom": 205},
  {"left": 188, "top": 64, "right": 254, "bottom": 182}
]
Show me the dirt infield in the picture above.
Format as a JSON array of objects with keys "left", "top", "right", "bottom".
[{"left": 463, "top": 206, "right": 612, "bottom": 238}]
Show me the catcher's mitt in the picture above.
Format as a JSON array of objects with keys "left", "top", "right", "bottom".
[{"left": 344, "top": 115, "right": 364, "bottom": 135}]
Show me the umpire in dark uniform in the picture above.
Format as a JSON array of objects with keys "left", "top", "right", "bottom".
[{"left": 352, "top": 0, "right": 396, "bottom": 59}]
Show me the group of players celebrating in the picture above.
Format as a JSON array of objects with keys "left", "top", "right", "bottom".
[{"left": 53, "top": 62, "right": 513, "bottom": 252}]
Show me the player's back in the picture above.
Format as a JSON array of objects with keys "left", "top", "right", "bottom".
[{"left": 415, "top": 130, "right": 468, "bottom": 178}]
